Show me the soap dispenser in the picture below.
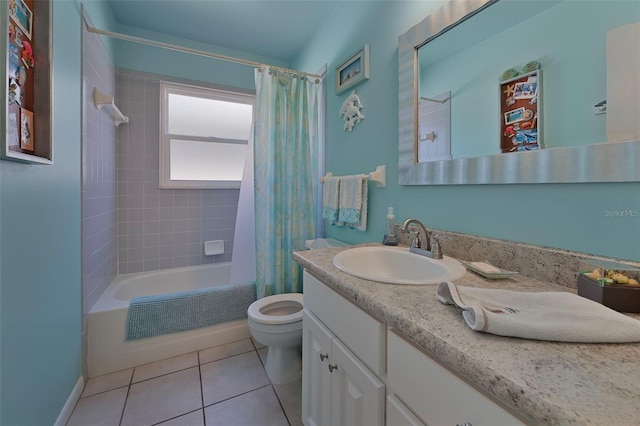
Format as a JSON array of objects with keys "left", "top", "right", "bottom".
[{"left": 382, "top": 207, "right": 398, "bottom": 246}]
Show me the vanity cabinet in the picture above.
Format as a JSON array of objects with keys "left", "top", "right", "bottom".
[
  {"left": 302, "top": 272, "right": 385, "bottom": 426},
  {"left": 302, "top": 270, "right": 524, "bottom": 426},
  {"left": 303, "top": 311, "right": 385, "bottom": 426},
  {"left": 387, "top": 331, "right": 525, "bottom": 426}
]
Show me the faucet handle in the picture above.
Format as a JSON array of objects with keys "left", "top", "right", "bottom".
[
  {"left": 430, "top": 234, "right": 449, "bottom": 259},
  {"left": 432, "top": 234, "right": 450, "bottom": 240},
  {"left": 408, "top": 228, "right": 421, "bottom": 248}
]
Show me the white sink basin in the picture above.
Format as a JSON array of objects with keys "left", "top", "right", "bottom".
[{"left": 332, "top": 246, "right": 466, "bottom": 285}]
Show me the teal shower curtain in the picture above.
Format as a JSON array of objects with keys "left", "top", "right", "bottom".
[{"left": 253, "top": 68, "right": 320, "bottom": 298}]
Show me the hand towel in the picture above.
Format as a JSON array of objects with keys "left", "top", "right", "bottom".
[
  {"left": 436, "top": 281, "right": 640, "bottom": 343},
  {"left": 322, "top": 176, "right": 340, "bottom": 226},
  {"left": 337, "top": 174, "right": 368, "bottom": 231}
]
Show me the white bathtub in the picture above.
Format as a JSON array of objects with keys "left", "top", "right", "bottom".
[{"left": 88, "top": 262, "right": 251, "bottom": 378}]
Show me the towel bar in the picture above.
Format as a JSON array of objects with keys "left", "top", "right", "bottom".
[{"left": 320, "top": 165, "right": 386, "bottom": 188}]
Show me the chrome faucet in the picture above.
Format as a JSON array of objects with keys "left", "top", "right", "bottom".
[
  {"left": 400, "top": 218, "right": 431, "bottom": 250},
  {"left": 400, "top": 218, "right": 445, "bottom": 259}
]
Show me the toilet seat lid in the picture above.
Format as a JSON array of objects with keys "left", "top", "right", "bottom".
[{"left": 248, "top": 293, "right": 304, "bottom": 325}]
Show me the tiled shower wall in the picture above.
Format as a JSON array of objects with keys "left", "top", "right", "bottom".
[
  {"left": 116, "top": 69, "right": 240, "bottom": 274},
  {"left": 82, "top": 26, "right": 118, "bottom": 315},
  {"left": 417, "top": 92, "right": 451, "bottom": 163}
]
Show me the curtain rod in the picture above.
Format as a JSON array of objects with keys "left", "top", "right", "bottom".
[{"left": 85, "top": 25, "right": 324, "bottom": 80}]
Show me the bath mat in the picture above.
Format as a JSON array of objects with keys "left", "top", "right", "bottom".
[{"left": 127, "top": 282, "right": 256, "bottom": 340}]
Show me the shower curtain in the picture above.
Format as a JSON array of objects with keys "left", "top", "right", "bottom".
[
  {"left": 251, "top": 68, "right": 321, "bottom": 298},
  {"left": 229, "top": 120, "right": 257, "bottom": 288}
]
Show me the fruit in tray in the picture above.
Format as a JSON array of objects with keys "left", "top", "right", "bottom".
[{"left": 583, "top": 269, "right": 639, "bottom": 286}]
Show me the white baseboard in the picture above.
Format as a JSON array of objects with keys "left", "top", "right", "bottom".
[{"left": 54, "top": 375, "right": 84, "bottom": 426}]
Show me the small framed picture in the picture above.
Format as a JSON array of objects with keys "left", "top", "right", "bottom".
[
  {"left": 336, "top": 45, "right": 370, "bottom": 94},
  {"left": 504, "top": 107, "right": 525, "bottom": 125},
  {"left": 9, "top": 0, "right": 33, "bottom": 40},
  {"left": 513, "top": 78, "right": 538, "bottom": 100},
  {"left": 20, "top": 109, "right": 34, "bottom": 151},
  {"left": 7, "top": 113, "right": 20, "bottom": 149}
]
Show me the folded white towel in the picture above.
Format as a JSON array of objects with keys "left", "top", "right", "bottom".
[
  {"left": 322, "top": 176, "right": 340, "bottom": 226},
  {"left": 337, "top": 174, "right": 368, "bottom": 231},
  {"left": 436, "top": 281, "right": 640, "bottom": 343}
]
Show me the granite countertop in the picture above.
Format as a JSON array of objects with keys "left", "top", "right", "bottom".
[{"left": 293, "top": 244, "right": 640, "bottom": 426}]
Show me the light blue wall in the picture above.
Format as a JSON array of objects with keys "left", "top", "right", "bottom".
[
  {"left": 82, "top": 0, "right": 119, "bottom": 56},
  {"left": 111, "top": 24, "right": 288, "bottom": 90},
  {"left": 420, "top": 1, "right": 639, "bottom": 157},
  {"left": 293, "top": 1, "right": 640, "bottom": 262},
  {"left": 0, "top": 1, "right": 83, "bottom": 424}
]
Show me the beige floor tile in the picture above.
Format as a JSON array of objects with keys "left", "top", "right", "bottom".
[
  {"left": 67, "top": 387, "right": 128, "bottom": 426},
  {"left": 121, "top": 367, "right": 202, "bottom": 426},
  {"left": 199, "top": 339, "right": 255, "bottom": 365},
  {"left": 132, "top": 351, "right": 198, "bottom": 383},
  {"left": 156, "top": 409, "right": 205, "bottom": 426},
  {"left": 274, "top": 379, "right": 303, "bottom": 426},
  {"left": 258, "top": 346, "right": 268, "bottom": 365},
  {"left": 82, "top": 368, "right": 133, "bottom": 397},
  {"left": 204, "top": 386, "right": 289, "bottom": 426},
  {"left": 251, "top": 337, "right": 266, "bottom": 350},
  {"left": 201, "top": 351, "right": 270, "bottom": 406}
]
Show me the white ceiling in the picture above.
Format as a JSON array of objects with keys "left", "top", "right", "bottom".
[{"left": 106, "top": 0, "right": 345, "bottom": 62}]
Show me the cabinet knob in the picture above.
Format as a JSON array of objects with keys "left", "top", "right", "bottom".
[
  {"left": 319, "top": 353, "right": 329, "bottom": 362},
  {"left": 328, "top": 364, "right": 338, "bottom": 372}
]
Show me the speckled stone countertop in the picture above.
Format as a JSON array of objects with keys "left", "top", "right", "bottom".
[{"left": 293, "top": 245, "right": 640, "bottom": 426}]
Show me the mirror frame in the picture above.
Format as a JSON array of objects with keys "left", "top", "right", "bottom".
[{"left": 398, "top": 0, "right": 640, "bottom": 185}]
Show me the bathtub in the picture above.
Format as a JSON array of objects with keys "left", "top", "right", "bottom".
[{"left": 88, "top": 262, "right": 252, "bottom": 378}]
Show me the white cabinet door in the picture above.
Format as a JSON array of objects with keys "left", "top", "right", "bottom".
[
  {"left": 388, "top": 331, "right": 525, "bottom": 426},
  {"left": 304, "top": 271, "right": 386, "bottom": 376},
  {"left": 330, "top": 338, "right": 385, "bottom": 426},
  {"left": 302, "top": 310, "right": 334, "bottom": 426},
  {"left": 386, "top": 395, "right": 426, "bottom": 426}
]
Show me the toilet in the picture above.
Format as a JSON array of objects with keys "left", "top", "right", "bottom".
[
  {"left": 247, "top": 238, "right": 348, "bottom": 384},
  {"left": 247, "top": 293, "right": 304, "bottom": 384}
]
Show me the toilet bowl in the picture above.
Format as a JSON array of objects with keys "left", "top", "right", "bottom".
[{"left": 247, "top": 293, "right": 304, "bottom": 384}]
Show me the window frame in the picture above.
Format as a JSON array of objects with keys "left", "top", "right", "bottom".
[{"left": 159, "top": 81, "right": 254, "bottom": 189}]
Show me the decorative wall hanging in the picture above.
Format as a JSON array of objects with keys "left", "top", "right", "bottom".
[
  {"left": 339, "top": 90, "right": 365, "bottom": 132},
  {"left": 500, "top": 64, "right": 542, "bottom": 154},
  {"left": 335, "top": 44, "right": 369, "bottom": 94},
  {"left": 2, "top": 0, "right": 53, "bottom": 164}
]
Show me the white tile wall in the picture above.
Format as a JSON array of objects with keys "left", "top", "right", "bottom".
[
  {"left": 116, "top": 69, "right": 240, "bottom": 273},
  {"left": 418, "top": 91, "right": 452, "bottom": 162},
  {"left": 82, "top": 25, "right": 118, "bottom": 318}
]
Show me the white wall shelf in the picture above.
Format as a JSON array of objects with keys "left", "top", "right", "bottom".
[{"left": 93, "top": 87, "right": 129, "bottom": 127}]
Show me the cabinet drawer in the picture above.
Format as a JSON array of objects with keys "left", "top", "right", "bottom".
[
  {"left": 387, "top": 331, "right": 525, "bottom": 426},
  {"left": 304, "top": 271, "right": 385, "bottom": 376}
]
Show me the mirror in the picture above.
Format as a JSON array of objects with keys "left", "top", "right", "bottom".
[{"left": 398, "top": 0, "right": 640, "bottom": 185}]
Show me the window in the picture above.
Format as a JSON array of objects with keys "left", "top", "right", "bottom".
[{"left": 160, "top": 82, "right": 254, "bottom": 189}]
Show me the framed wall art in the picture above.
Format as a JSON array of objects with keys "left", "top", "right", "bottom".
[
  {"left": 2, "top": 0, "right": 52, "bottom": 164},
  {"left": 336, "top": 44, "right": 369, "bottom": 95},
  {"left": 500, "top": 69, "right": 542, "bottom": 154}
]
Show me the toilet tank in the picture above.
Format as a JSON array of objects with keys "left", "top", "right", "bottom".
[{"left": 304, "top": 238, "right": 349, "bottom": 250}]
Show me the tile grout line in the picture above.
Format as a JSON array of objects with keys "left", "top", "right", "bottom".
[
  {"left": 250, "top": 342, "right": 293, "bottom": 426},
  {"left": 201, "top": 383, "right": 273, "bottom": 410},
  {"left": 117, "top": 370, "right": 135, "bottom": 426},
  {"left": 271, "top": 384, "right": 293, "bottom": 426},
  {"left": 149, "top": 408, "right": 203, "bottom": 426},
  {"left": 198, "top": 350, "right": 207, "bottom": 426}
]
